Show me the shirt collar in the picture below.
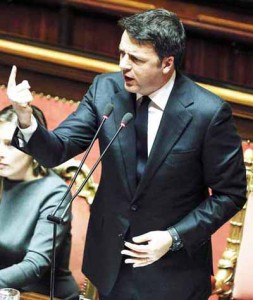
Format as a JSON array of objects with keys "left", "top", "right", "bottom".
[{"left": 136, "top": 70, "right": 176, "bottom": 111}]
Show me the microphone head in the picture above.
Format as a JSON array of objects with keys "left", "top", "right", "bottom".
[
  {"left": 121, "top": 112, "right": 133, "bottom": 127},
  {"left": 103, "top": 103, "right": 114, "bottom": 119}
]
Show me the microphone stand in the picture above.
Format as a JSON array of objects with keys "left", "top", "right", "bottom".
[
  {"left": 50, "top": 223, "right": 57, "bottom": 300},
  {"left": 46, "top": 110, "right": 133, "bottom": 300},
  {"left": 47, "top": 104, "right": 113, "bottom": 300},
  {"left": 60, "top": 112, "right": 133, "bottom": 219}
]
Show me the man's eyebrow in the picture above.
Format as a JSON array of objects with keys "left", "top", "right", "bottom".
[{"left": 118, "top": 47, "right": 145, "bottom": 61}]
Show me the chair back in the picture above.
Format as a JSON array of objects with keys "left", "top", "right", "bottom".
[
  {"left": 53, "top": 159, "right": 98, "bottom": 300},
  {"left": 212, "top": 145, "right": 253, "bottom": 300},
  {"left": 233, "top": 191, "right": 253, "bottom": 299}
]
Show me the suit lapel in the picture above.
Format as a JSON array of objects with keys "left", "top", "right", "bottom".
[
  {"left": 111, "top": 90, "right": 137, "bottom": 197},
  {"left": 133, "top": 74, "right": 194, "bottom": 200}
]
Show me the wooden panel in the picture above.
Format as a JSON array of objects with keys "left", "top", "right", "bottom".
[
  {"left": 0, "top": 2, "right": 60, "bottom": 44},
  {"left": 70, "top": 9, "right": 122, "bottom": 59},
  {"left": 1, "top": 38, "right": 253, "bottom": 141},
  {"left": 185, "top": 0, "right": 253, "bottom": 10},
  {"left": 0, "top": 0, "right": 253, "bottom": 89},
  {"left": 0, "top": 0, "right": 252, "bottom": 138},
  {"left": 184, "top": 37, "right": 253, "bottom": 88},
  {"left": 20, "top": 292, "right": 51, "bottom": 300}
]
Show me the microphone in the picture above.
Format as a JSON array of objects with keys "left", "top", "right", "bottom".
[
  {"left": 48, "top": 112, "right": 133, "bottom": 298},
  {"left": 120, "top": 112, "right": 134, "bottom": 127},
  {"left": 47, "top": 103, "right": 114, "bottom": 224},
  {"left": 58, "top": 112, "right": 133, "bottom": 222},
  {"left": 47, "top": 104, "right": 114, "bottom": 300}
]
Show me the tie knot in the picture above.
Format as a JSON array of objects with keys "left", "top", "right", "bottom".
[
  {"left": 141, "top": 96, "right": 151, "bottom": 105},
  {"left": 136, "top": 96, "right": 150, "bottom": 112}
]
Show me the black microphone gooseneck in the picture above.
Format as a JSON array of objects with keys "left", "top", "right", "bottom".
[
  {"left": 47, "top": 103, "right": 113, "bottom": 224},
  {"left": 47, "top": 109, "right": 133, "bottom": 300},
  {"left": 47, "top": 103, "right": 113, "bottom": 300},
  {"left": 59, "top": 112, "right": 133, "bottom": 221}
]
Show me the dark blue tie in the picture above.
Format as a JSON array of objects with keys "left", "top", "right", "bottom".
[{"left": 135, "top": 96, "right": 151, "bottom": 184}]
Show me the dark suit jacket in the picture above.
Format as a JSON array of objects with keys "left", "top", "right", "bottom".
[{"left": 13, "top": 72, "right": 246, "bottom": 298}]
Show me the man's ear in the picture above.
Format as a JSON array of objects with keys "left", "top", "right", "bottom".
[{"left": 162, "top": 56, "right": 174, "bottom": 74}]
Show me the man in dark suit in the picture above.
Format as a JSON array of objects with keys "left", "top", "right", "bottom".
[{"left": 7, "top": 8, "right": 246, "bottom": 300}]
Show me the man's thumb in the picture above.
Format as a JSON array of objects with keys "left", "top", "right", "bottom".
[{"left": 132, "top": 232, "right": 151, "bottom": 243}]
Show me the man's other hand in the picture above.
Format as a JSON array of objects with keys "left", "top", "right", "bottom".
[{"left": 121, "top": 230, "right": 173, "bottom": 268}]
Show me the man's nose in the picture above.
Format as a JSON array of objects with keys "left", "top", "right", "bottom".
[
  {"left": 119, "top": 55, "right": 132, "bottom": 70},
  {"left": 0, "top": 143, "right": 7, "bottom": 156}
]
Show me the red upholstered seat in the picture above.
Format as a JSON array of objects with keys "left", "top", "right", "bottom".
[
  {"left": 232, "top": 192, "right": 253, "bottom": 299},
  {"left": 212, "top": 143, "right": 253, "bottom": 300}
]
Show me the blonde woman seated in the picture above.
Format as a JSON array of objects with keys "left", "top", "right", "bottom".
[{"left": 0, "top": 105, "right": 79, "bottom": 299}]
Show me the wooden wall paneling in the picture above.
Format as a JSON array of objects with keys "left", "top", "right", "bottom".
[
  {"left": 1, "top": 36, "right": 253, "bottom": 140},
  {"left": 69, "top": 8, "right": 122, "bottom": 59},
  {"left": 197, "top": 14, "right": 253, "bottom": 32},
  {"left": 0, "top": 0, "right": 253, "bottom": 139},
  {"left": 184, "top": 17, "right": 253, "bottom": 46},
  {"left": 229, "top": 45, "right": 253, "bottom": 88},
  {"left": 1, "top": 1, "right": 253, "bottom": 44},
  {"left": 185, "top": 0, "right": 253, "bottom": 12},
  {"left": 66, "top": 0, "right": 155, "bottom": 14},
  {"left": 158, "top": 0, "right": 253, "bottom": 88},
  {"left": 0, "top": 2, "right": 61, "bottom": 45},
  {"left": 59, "top": 2, "right": 73, "bottom": 47},
  {"left": 184, "top": 36, "right": 253, "bottom": 89},
  {"left": 1, "top": 0, "right": 252, "bottom": 90},
  {"left": 181, "top": 3, "right": 253, "bottom": 89}
]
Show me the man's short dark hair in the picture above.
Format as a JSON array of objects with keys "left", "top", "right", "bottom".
[{"left": 118, "top": 8, "right": 186, "bottom": 69}]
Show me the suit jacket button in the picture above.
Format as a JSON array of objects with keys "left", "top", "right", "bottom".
[{"left": 131, "top": 204, "right": 138, "bottom": 211}]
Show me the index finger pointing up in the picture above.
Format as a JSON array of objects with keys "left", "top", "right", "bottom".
[{"left": 7, "top": 65, "right": 17, "bottom": 89}]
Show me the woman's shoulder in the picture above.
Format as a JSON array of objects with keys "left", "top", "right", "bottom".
[
  {"left": 44, "top": 170, "right": 67, "bottom": 184},
  {"left": 27, "top": 170, "right": 69, "bottom": 194}
]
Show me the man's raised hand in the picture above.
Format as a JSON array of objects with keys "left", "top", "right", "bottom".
[
  {"left": 7, "top": 65, "right": 33, "bottom": 104},
  {"left": 7, "top": 66, "right": 33, "bottom": 128}
]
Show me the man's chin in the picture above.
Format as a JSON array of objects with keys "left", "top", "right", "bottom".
[{"left": 124, "top": 83, "right": 138, "bottom": 93}]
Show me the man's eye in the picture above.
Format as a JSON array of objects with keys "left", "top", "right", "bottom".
[{"left": 131, "top": 56, "right": 142, "bottom": 63}]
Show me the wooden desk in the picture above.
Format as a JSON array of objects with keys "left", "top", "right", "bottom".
[{"left": 20, "top": 292, "right": 52, "bottom": 300}]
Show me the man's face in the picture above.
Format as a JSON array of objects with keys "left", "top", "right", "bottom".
[{"left": 119, "top": 31, "right": 173, "bottom": 95}]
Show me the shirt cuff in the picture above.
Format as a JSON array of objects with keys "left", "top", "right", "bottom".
[{"left": 17, "top": 115, "right": 38, "bottom": 143}]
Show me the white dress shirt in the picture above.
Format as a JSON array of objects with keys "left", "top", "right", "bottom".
[{"left": 137, "top": 70, "right": 176, "bottom": 156}]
